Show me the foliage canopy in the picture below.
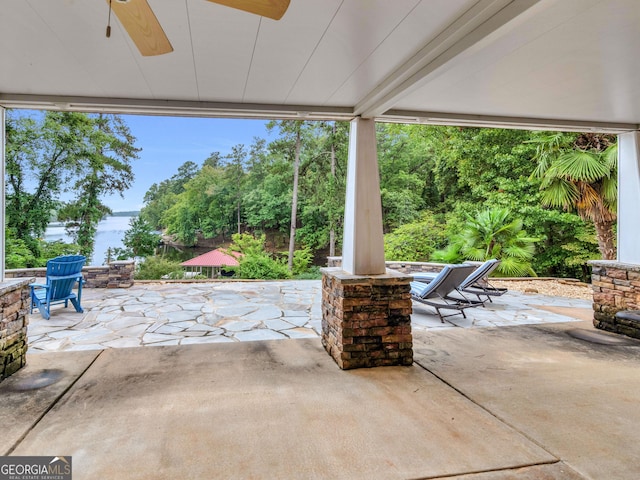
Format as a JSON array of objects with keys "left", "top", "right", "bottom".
[{"left": 5, "top": 110, "right": 608, "bottom": 281}]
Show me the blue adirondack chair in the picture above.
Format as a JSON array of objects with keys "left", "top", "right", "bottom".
[{"left": 30, "top": 255, "right": 86, "bottom": 320}]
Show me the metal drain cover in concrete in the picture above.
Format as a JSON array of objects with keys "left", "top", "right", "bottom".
[{"left": 567, "top": 329, "right": 639, "bottom": 346}]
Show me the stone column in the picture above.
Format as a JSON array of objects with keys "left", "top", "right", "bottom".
[
  {"left": 321, "top": 118, "right": 413, "bottom": 369},
  {"left": 321, "top": 268, "right": 412, "bottom": 369},
  {"left": 0, "top": 279, "right": 32, "bottom": 381}
]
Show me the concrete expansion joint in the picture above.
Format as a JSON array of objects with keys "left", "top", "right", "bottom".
[
  {"left": 410, "top": 460, "right": 574, "bottom": 480},
  {"left": 3, "top": 349, "right": 104, "bottom": 456},
  {"left": 412, "top": 359, "right": 560, "bottom": 464}
]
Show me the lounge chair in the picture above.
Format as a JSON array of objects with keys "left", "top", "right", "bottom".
[
  {"left": 411, "top": 264, "right": 483, "bottom": 322},
  {"left": 414, "top": 259, "right": 507, "bottom": 303},
  {"left": 30, "top": 255, "right": 86, "bottom": 320},
  {"left": 458, "top": 259, "right": 507, "bottom": 302}
]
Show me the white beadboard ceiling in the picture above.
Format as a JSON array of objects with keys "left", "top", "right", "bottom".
[{"left": 1, "top": 0, "right": 639, "bottom": 131}]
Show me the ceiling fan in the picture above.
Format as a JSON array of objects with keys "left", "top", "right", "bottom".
[{"left": 106, "top": 0, "right": 291, "bottom": 57}]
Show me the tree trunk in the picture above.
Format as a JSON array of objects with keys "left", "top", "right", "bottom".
[
  {"left": 237, "top": 201, "right": 241, "bottom": 235},
  {"left": 288, "top": 129, "right": 301, "bottom": 271},
  {"left": 593, "top": 218, "right": 616, "bottom": 260}
]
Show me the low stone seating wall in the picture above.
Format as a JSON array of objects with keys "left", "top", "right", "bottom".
[
  {"left": 5, "top": 260, "right": 135, "bottom": 288},
  {"left": 0, "top": 279, "right": 31, "bottom": 382},
  {"left": 590, "top": 260, "right": 640, "bottom": 340},
  {"left": 327, "top": 257, "right": 446, "bottom": 275}
]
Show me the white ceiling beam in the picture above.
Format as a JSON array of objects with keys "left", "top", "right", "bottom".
[
  {"left": 381, "top": 109, "right": 639, "bottom": 134},
  {"left": 3, "top": 92, "right": 635, "bottom": 134},
  {"left": 355, "top": 0, "right": 540, "bottom": 118},
  {"left": 0, "top": 94, "right": 355, "bottom": 121}
]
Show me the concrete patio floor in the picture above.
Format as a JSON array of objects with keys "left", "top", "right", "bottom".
[
  {"left": 3, "top": 281, "right": 638, "bottom": 479},
  {"left": 3, "top": 321, "right": 640, "bottom": 479}
]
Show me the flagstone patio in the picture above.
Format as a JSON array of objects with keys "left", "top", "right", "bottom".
[{"left": 26, "top": 280, "right": 592, "bottom": 353}]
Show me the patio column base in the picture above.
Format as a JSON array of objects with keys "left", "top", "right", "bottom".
[
  {"left": 0, "top": 279, "right": 32, "bottom": 382},
  {"left": 321, "top": 267, "right": 413, "bottom": 369},
  {"left": 590, "top": 260, "right": 640, "bottom": 339}
]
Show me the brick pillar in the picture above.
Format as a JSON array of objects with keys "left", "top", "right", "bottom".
[
  {"left": 321, "top": 267, "right": 413, "bottom": 369},
  {"left": 590, "top": 260, "right": 640, "bottom": 339},
  {"left": 0, "top": 279, "right": 32, "bottom": 381}
]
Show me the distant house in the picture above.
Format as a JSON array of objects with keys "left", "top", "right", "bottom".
[{"left": 180, "top": 248, "right": 242, "bottom": 279}]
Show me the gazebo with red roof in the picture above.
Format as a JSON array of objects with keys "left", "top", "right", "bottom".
[{"left": 180, "top": 248, "right": 241, "bottom": 279}]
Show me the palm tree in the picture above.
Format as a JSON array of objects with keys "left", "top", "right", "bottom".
[
  {"left": 434, "top": 207, "right": 538, "bottom": 277},
  {"left": 529, "top": 132, "right": 617, "bottom": 260}
]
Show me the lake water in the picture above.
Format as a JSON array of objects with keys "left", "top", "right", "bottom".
[{"left": 44, "top": 216, "right": 134, "bottom": 266}]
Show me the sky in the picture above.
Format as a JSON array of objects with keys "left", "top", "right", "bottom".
[{"left": 101, "top": 115, "right": 276, "bottom": 212}]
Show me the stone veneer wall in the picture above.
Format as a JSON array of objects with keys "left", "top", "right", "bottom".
[
  {"left": 0, "top": 279, "right": 32, "bottom": 381},
  {"left": 590, "top": 260, "right": 640, "bottom": 339},
  {"left": 384, "top": 261, "right": 445, "bottom": 275},
  {"left": 321, "top": 267, "right": 413, "bottom": 369},
  {"left": 104, "top": 261, "right": 135, "bottom": 288},
  {"left": 5, "top": 260, "right": 135, "bottom": 288}
]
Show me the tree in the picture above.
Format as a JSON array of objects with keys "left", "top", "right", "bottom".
[
  {"left": 55, "top": 115, "right": 137, "bottom": 259},
  {"left": 141, "top": 182, "right": 178, "bottom": 230},
  {"left": 434, "top": 208, "right": 538, "bottom": 277},
  {"left": 162, "top": 161, "right": 245, "bottom": 244},
  {"left": 284, "top": 121, "right": 348, "bottom": 253},
  {"left": 241, "top": 138, "right": 291, "bottom": 234},
  {"left": 141, "top": 162, "right": 204, "bottom": 231},
  {"left": 203, "top": 152, "right": 223, "bottom": 169},
  {"left": 123, "top": 217, "right": 160, "bottom": 257},
  {"left": 171, "top": 161, "right": 199, "bottom": 191},
  {"left": 225, "top": 145, "right": 248, "bottom": 234},
  {"left": 243, "top": 168, "right": 292, "bottom": 231},
  {"left": 267, "top": 121, "right": 311, "bottom": 271},
  {"left": 529, "top": 132, "right": 617, "bottom": 260},
  {"left": 376, "top": 123, "right": 432, "bottom": 230},
  {"left": 5, "top": 111, "right": 138, "bottom": 260},
  {"left": 6, "top": 112, "right": 86, "bottom": 249},
  {"left": 57, "top": 199, "right": 111, "bottom": 259}
]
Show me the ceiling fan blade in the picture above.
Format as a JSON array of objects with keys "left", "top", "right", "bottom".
[
  {"left": 108, "top": 0, "right": 173, "bottom": 56},
  {"left": 207, "top": 0, "right": 290, "bottom": 20}
]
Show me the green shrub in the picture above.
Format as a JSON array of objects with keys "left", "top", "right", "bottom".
[
  {"left": 384, "top": 213, "right": 446, "bottom": 262},
  {"left": 135, "top": 256, "right": 184, "bottom": 280},
  {"left": 39, "top": 240, "right": 81, "bottom": 263},
  {"left": 228, "top": 232, "right": 292, "bottom": 280},
  {"left": 6, "top": 236, "right": 81, "bottom": 269},
  {"left": 294, "top": 266, "right": 322, "bottom": 280},
  {"left": 233, "top": 254, "right": 291, "bottom": 280},
  {"left": 292, "top": 245, "right": 313, "bottom": 276},
  {"left": 6, "top": 237, "right": 37, "bottom": 269}
]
